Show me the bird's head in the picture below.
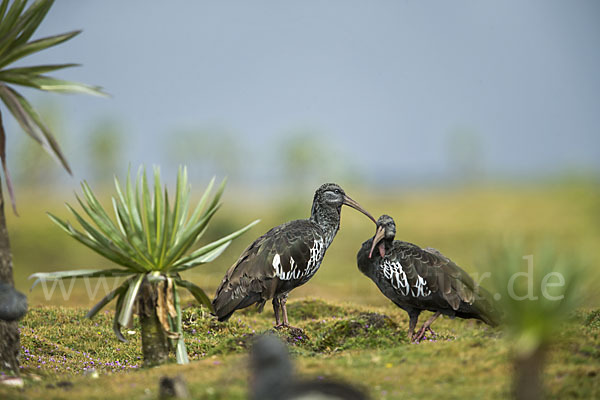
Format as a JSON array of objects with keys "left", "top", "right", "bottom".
[
  {"left": 369, "top": 214, "right": 396, "bottom": 259},
  {"left": 312, "top": 183, "right": 375, "bottom": 223}
]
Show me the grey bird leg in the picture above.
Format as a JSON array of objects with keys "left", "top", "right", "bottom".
[
  {"left": 274, "top": 294, "right": 296, "bottom": 329},
  {"left": 272, "top": 298, "right": 281, "bottom": 326},
  {"left": 280, "top": 296, "right": 289, "bottom": 327},
  {"left": 408, "top": 312, "right": 419, "bottom": 342},
  {"left": 414, "top": 311, "right": 441, "bottom": 342}
]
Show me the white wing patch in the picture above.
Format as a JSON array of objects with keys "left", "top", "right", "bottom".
[
  {"left": 272, "top": 238, "right": 325, "bottom": 281},
  {"left": 412, "top": 275, "right": 432, "bottom": 297},
  {"left": 272, "top": 253, "right": 282, "bottom": 276},
  {"left": 305, "top": 238, "right": 324, "bottom": 277},
  {"left": 381, "top": 259, "right": 410, "bottom": 296},
  {"left": 381, "top": 259, "right": 431, "bottom": 298}
]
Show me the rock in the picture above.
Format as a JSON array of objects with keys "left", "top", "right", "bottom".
[
  {"left": 159, "top": 375, "right": 190, "bottom": 399},
  {"left": 0, "top": 376, "right": 24, "bottom": 388},
  {"left": 56, "top": 381, "right": 73, "bottom": 389},
  {"left": 0, "top": 282, "right": 28, "bottom": 321}
]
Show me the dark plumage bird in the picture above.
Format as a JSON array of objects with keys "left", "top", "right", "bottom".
[
  {"left": 213, "top": 183, "right": 375, "bottom": 327},
  {"left": 357, "top": 215, "right": 499, "bottom": 342},
  {"left": 0, "top": 282, "right": 28, "bottom": 321},
  {"left": 250, "top": 334, "right": 369, "bottom": 400}
]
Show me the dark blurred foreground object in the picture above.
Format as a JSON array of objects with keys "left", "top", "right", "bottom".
[
  {"left": 159, "top": 375, "right": 190, "bottom": 399},
  {"left": 250, "top": 334, "right": 369, "bottom": 400},
  {"left": 0, "top": 282, "right": 27, "bottom": 321},
  {"left": 213, "top": 183, "right": 375, "bottom": 327},
  {"left": 357, "top": 215, "right": 500, "bottom": 342},
  {"left": 483, "top": 241, "right": 588, "bottom": 400}
]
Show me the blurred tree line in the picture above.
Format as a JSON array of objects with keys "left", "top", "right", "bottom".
[{"left": 11, "top": 108, "right": 363, "bottom": 192}]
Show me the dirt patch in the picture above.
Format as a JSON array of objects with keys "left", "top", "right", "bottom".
[{"left": 270, "top": 326, "right": 310, "bottom": 346}]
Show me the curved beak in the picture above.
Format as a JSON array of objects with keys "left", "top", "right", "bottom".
[
  {"left": 342, "top": 195, "right": 376, "bottom": 224},
  {"left": 369, "top": 225, "right": 386, "bottom": 258}
]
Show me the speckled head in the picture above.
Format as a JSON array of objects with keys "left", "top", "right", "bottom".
[
  {"left": 310, "top": 183, "right": 375, "bottom": 224},
  {"left": 369, "top": 214, "right": 397, "bottom": 258}
]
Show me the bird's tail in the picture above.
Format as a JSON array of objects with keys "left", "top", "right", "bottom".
[
  {"left": 212, "top": 289, "right": 262, "bottom": 322},
  {"left": 474, "top": 287, "right": 502, "bottom": 327}
]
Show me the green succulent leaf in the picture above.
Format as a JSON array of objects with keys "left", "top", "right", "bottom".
[
  {"left": 0, "top": 30, "right": 80, "bottom": 68},
  {"left": 173, "top": 219, "right": 260, "bottom": 270},
  {"left": 29, "top": 268, "right": 131, "bottom": 290},
  {"left": 0, "top": 0, "right": 27, "bottom": 42},
  {"left": 0, "top": 72, "right": 106, "bottom": 96},
  {"left": 86, "top": 278, "right": 132, "bottom": 319},
  {"left": 117, "top": 274, "right": 145, "bottom": 328},
  {"left": 174, "top": 278, "right": 214, "bottom": 312},
  {"left": 47, "top": 212, "right": 145, "bottom": 272},
  {"left": 172, "top": 281, "right": 189, "bottom": 364},
  {"left": 0, "top": 63, "right": 79, "bottom": 76},
  {"left": 113, "top": 290, "right": 128, "bottom": 343},
  {"left": 187, "top": 176, "right": 215, "bottom": 226},
  {"left": 0, "top": 84, "right": 71, "bottom": 173}
]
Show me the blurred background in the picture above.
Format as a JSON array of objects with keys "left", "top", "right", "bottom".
[{"left": 4, "top": 1, "right": 599, "bottom": 307}]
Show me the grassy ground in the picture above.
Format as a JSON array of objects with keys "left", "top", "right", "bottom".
[
  {"left": 1, "top": 300, "right": 599, "bottom": 399},
  {"left": 2, "top": 182, "right": 599, "bottom": 398}
]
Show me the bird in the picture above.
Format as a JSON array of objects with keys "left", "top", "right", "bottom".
[
  {"left": 0, "top": 281, "right": 28, "bottom": 321},
  {"left": 213, "top": 183, "right": 375, "bottom": 327},
  {"left": 357, "top": 215, "right": 500, "bottom": 342},
  {"left": 249, "top": 334, "right": 370, "bottom": 400}
]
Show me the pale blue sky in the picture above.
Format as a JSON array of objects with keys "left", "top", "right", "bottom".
[{"left": 7, "top": 1, "right": 600, "bottom": 187}]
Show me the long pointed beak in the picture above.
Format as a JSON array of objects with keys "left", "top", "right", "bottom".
[
  {"left": 369, "top": 226, "right": 386, "bottom": 258},
  {"left": 342, "top": 195, "right": 376, "bottom": 224}
]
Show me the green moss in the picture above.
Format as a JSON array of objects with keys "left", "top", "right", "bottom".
[
  {"left": 7, "top": 303, "right": 598, "bottom": 400},
  {"left": 584, "top": 309, "right": 600, "bottom": 330},
  {"left": 286, "top": 299, "right": 350, "bottom": 320}
]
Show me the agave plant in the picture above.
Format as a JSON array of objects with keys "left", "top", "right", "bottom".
[
  {"left": 0, "top": 0, "right": 105, "bottom": 211},
  {"left": 484, "top": 240, "right": 588, "bottom": 400},
  {"left": 30, "top": 167, "right": 259, "bottom": 366}
]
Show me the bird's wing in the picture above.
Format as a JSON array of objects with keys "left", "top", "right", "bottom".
[{"left": 385, "top": 242, "right": 477, "bottom": 310}]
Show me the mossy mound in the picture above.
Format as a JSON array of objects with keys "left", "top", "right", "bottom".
[
  {"left": 285, "top": 299, "right": 350, "bottom": 321},
  {"left": 583, "top": 309, "right": 600, "bottom": 330},
  {"left": 180, "top": 300, "right": 406, "bottom": 356},
  {"left": 303, "top": 312, "right": 406, "bottom": 352}
]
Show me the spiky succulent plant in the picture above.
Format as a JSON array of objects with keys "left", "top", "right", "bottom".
[{"left": 31, "top": 167, "right": 259, "bottom": 364}]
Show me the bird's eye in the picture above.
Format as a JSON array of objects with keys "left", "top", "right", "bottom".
[{"left": 334, "top": 189, "right": 340, "bottom": 194}]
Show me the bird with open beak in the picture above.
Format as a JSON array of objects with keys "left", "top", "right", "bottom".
[{"left": 358, "top": 215, "right": 500, "bottom": 342}]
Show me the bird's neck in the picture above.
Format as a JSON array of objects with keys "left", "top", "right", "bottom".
[
  {"left": 309, "top": 203, "right": 341, "bottom": 246},
  {"left": 357, "top": 238, "right": 374, "bottom": 275}
]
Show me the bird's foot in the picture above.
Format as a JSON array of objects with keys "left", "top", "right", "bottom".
[
  {"left": 425, "top": 326, "right": 437, "bottom": 337},
  {"left": 412, "top": 326, "right": 437, "bottom": 343}
]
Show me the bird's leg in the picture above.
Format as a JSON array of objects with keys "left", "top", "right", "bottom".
[
  {"left": 408, "top": 312, "right": 419, "bottom": 342},
  {"left": 272, "top": 298, "right": 281, "bottom": 327},
  {"left": 414, "top": 311, "right": 441, "bottom": 342},
  {"left": 280, "top": 295, "right": 290, "bottom": 327},
  {"left": 274, "top": 294, "right": 298, "bottom": 330}
]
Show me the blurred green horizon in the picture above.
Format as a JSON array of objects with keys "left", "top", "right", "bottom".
[{"left": 9, "top": 178, "right": 599, "bottom": 310}]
